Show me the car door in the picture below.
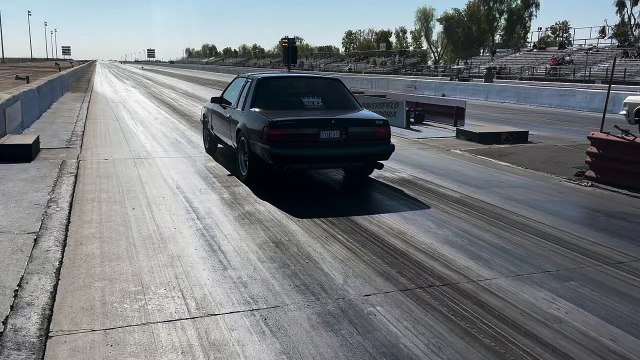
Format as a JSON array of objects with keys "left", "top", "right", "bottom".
[
  {"left": 211, "top": 77, "right": 246, "bottom": 145},
  {"left": 228, "top": 79, "right": 253, "bottom": 146}
]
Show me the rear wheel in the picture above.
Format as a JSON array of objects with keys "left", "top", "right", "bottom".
[
  {"left": 203, "top": 124, "right": 217, "bottom": 156},
  {"left": 236, "top": 132, "right": 261, "bottom": 184},
  {"left": 343, "top": 164, "right": 375, "bottom": 180}
]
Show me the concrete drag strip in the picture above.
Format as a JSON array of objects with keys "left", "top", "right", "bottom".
[{"left": 44, "top": 62, "right": 640, "bottom": 359}]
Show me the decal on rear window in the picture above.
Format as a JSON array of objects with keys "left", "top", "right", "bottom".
[{"left": 302, "top": 96, "right": 324, "bottom": 110}]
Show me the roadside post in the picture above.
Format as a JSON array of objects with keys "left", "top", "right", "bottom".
[{"left": 600, "top": 56, "right": 617, "bottom": 132}]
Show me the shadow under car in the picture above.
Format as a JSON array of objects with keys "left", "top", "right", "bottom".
[{"left": 212, "top": 147, "right": 430, "bottom": 219}]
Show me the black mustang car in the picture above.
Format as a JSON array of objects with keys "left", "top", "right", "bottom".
[{"left": 201, "top": 73, "right": 395, "bottom": 183}]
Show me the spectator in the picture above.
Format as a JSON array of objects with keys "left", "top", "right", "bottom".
[
  {"left": 549, "top": 56, "right": 558, "bottom": 66},
  {"left": 564, "top": 55, "right": 574, "bottom": 65}
]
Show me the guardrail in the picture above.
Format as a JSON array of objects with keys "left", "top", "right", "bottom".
[
  {"left": 0, "top": 61, "right": 95, "bottom": 138},
  {"left": 136, "top": 62, "right": 635, "bottom": 114}
]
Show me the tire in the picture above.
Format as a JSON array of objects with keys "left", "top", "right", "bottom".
[
  {"left": 203, "top": 123, "right": 218, "bottom": 156},
  {"left": 343, "top": 164, "right": 375, "bottom": 180},
  {"left": 236, "top": 132, "right": 261, "bottom": 184}
]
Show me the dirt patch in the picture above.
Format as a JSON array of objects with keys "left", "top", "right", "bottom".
[
  {"left": 0, "top": 61, "right": 82, "bottom": 92},
  {"left": 463, "top": 143, "right": 589, "bottom": 178}
]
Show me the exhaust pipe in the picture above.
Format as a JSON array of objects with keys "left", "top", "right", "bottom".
[{"left": 374, "top": 162, "right": 384, "bottom": 170}]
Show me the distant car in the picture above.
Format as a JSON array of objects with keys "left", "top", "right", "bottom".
[{"left": 201, "top": 73, "right": 395, "bottom": 183}]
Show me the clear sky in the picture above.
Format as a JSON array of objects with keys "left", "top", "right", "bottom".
[{"left": 0, "top": 0, "right": 620, "bottom": 60}]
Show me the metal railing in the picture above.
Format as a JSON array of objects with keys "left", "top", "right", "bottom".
[{"left": 173, "top": 48, "right": 640, "bottom": 84}]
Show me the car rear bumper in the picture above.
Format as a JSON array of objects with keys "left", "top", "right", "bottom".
[{"left": 253, "top": 142, "right": 395, "bottom": 170}]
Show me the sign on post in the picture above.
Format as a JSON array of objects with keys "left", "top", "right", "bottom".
[
  {"left": 147, "top": 48, "right": 156, "bottom": 59},
  {"left": 280, "top": 37, "right": 298, "bottom": 71},
  {"left": 61, "top": 46, "right": 71, "bottom": 57},
  {"left": 356, "top": 95, "right": 408, "bottom": 129}
]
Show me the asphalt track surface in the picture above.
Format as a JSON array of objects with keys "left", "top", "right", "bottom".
[
  {"left": 45, "top": 62, "right": 640, "bottom": 359},
  {"left": 134, "top": 64, "right": 629, "bottom": 140}
]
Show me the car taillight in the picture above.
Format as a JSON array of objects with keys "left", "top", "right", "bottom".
[
  {"left": 376, "top": 125, "right": 391, "bottom": 140},
  {"left": 348, "top": 126, "right": 391, "bottom": 141},
  {"left": 263, "top": 127, "right": 319, "bottom": 143}
]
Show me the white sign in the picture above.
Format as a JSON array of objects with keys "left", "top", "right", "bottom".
[{"left": 356, "top": 95, "right": 407, "bottom": 128}]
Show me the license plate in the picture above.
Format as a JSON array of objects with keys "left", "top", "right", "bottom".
[{"left": 320, "top": 130, "right": 341, "bottom": 139}]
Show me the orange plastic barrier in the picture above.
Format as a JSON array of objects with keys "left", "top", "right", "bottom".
[{"left": 585, "top": 132, "right": 640, "bottom": 189}]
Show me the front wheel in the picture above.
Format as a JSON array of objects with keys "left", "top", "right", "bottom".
[
  {"left": 236, "top": 132, "right": 262, "bottom": 184},
  {"left": 203, "top": 124, "right": 218, "bottom": 156}
]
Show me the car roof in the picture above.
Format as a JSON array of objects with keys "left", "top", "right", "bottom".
[{"left": 241, "top": 72, "right": 333, "bottom": 80}]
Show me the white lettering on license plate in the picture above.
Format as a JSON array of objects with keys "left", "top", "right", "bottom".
[{"left": 320, "top": 130, "right": 341, "bottom": 139}]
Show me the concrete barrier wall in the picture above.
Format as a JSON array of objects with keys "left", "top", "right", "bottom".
[
  {"left": 138, "top": 62, "right": 637, "bottom": 115},
  {"left": 0, "top": 61, "right": 95, "bottom": 137}
]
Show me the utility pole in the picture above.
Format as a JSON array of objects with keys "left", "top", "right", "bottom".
[
  {"left": 50, "top": 30, "right": 54, "bottom": 59},
  {"left": 0, "top": 11, "right": 5, "bottom": 63},
  {"left": 28, "top": 10, "right": 33, "bottom": 59},
  {"left": 54, "top": 29, "right": 58, "bottom": 58},
  {"left": 44, "top": 21, "right": 48, "bottom": 58}
]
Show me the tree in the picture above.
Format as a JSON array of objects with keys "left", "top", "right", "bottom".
[
  {"left": 410, "top": 28, "right": 423, "bottom": 50},
  {"left": 268, "top": 43, "right": 282, "bottom": 56},
  {"left": 536, "top": 34, "right": 555, "bottom": 48},
  {"left": 394, "top": 26, "right": 410, "bottom": 50},
  {"left": 238, "top": 44, "right": 252, "bottom": 57},
  {"left": 478, "top": 0, "right": 510, "bottom": 49},
  {"left": 439, "top": 3, "right": 491, "bottom": 63},
  {"left": 222, "top": 47, "right": 234, "bottom": 57},
  {"left": 415, "top": 6, "right": 446, "bottom": 65},
  {"left": 549, "top": 20, "right": 572, "bottom": 48},
  {"left": 200, "top": 43, "right": 219, "bottom": 58},
  {"left": 599, "top": 25, "right": 608, "bottom": 39},
  {"left": 250, "top": 43, "right": 266, "bottom": 58},
  {"left": 356, "top": 28, "right": 377, "bottom": 51},
  {"left": 614, "top": 0, "right": 640, "bottom": 44},
  {"left": 502, "top": 0, "right": 541, "bottom": 48},
  {"left": 298, "top": 43, "right": 314, "bottom": 56},
  {"left": 342, "top": 30, "right": 358, "bottom": 53},
  {"left": 613, "top": 19, "right": 633, "bottom": 45},
  {"left": 478, "top": 0, "right": 540, "bottom": 49},
  {"left": 184, "top": 47, "right": 194, "bottom": 58},
  {"left": 374, "top": 29, "right": 394, "bottom": 50},
  {"left": 316, "top": 45, "right": 340, "bottom": 53}
]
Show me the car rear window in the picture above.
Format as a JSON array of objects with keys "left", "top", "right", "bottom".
[{"left": 252, "top": 77, "right": 361, "bottom": 111}]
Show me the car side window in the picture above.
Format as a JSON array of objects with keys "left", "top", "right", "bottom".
[
  {"left": 237, "top": 79, "right": 253, "bottom": 110},
  {"left": 221, "top": 78, "right": 246, "bottom": 107}
]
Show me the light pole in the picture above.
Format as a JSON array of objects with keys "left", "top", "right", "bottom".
[
  {"left": 27, "top": 10, "right": 33, "bottom": 59},
  {"left": 50, "top": 30, "right": 54, "bottom": 59},
  {"left": 44, "top": 21, "right": 48, "bottom": 58},
  {"left": 54, "top": 29, "right": 58, "bottom": 58},
  {"left": 0, "top": 11, "right": 5, "bottom": 63}
]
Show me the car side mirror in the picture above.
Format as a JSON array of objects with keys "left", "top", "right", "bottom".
[{"left": 210, "top": 96, "right": 221, "bottom": 104}]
